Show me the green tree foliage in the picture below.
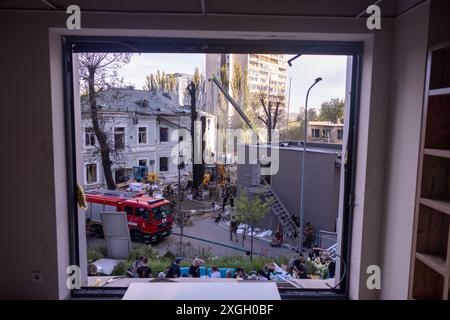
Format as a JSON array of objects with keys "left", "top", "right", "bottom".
[
  {"left": 318, "top": 98, "right": 344, "bottom": 123},
  {"left": 235, "top": 191, "right": 271, "bottom": 259},
  {"left": 143, "top": 69, "right": 178, "bottom": 93},
  {"left": 306, "top": 108, "right": 320, "bottom": 122}
]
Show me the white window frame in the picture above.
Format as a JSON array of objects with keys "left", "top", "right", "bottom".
[
  {"left": 137, "top": 125, "right": 148, "bottom": 145},
  {"left": 113, "top": 126, "right": 126, "bottom": 150},
  {"left": 312, "top": 128, "right": 320, "bottom": 138},
  {"left": 85, "top": 162, "right": 98, "bottom": 185},
  {"left": 84, "top": 127, "right": 96, "bottom": 147}
]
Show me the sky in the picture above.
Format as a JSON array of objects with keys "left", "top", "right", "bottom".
[{"left": 117, "top": 53, "right": 347, "bottom": 114}]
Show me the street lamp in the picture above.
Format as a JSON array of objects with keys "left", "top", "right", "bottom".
[{"left": 298, "top": 77, "right": 322, "bottom": 253}]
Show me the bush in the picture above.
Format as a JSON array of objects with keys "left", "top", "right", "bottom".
[
  {"left": 149, "top": 258, "right": 172, "bottom": 275},
  {"left": 128, "top": 243, "right": 158, "bottom": 261},
  {"left": 162, "top": 250, "right": 176, "bottom": 261},
  {"left": 87, "top": 246, "right": 107, "bottom": 263},
  {"left": 112, "top": 261, "right": 129, "bottom": 276}
]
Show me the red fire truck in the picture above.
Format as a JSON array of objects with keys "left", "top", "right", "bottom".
[{"left": 85, "top": 190, "right": 173, "bottom": 243}]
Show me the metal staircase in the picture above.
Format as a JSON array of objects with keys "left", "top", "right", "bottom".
[
  {"left": 262, "top": 187, "right": 298, "bottom": 238},
  {"left": 327, "top": 243, "right": 338, "bottom": 261},
  {"left": 247, "top": 183, "right": 298, "bottom": 238}
]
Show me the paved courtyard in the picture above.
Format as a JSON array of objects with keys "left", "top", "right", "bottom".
[
  {"left": 154, "top": 213, "right": 297, "bottom": 259},
  {"left": 87, "top": 212, "right": 297, "bottom": 259}
]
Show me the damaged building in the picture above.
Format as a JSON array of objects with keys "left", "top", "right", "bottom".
[{"left": 81, "top": 88, "right": 216, "bottom": 190}]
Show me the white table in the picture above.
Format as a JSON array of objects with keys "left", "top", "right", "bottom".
[{"left": 122, "top": 282, "right": 281, "bottom": 300}]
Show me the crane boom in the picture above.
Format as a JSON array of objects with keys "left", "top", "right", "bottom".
[{"left": 208, "top": 75, "right": 255, "bottom": 131}]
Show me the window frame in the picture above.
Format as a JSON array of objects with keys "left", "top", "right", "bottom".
[
  {"left": 137, "top": 158, "right": 148, "bottom": 167},
  {"left": 84, "top": 127, "right": 96, "bottom": 147},
  {"left": 63, "top": 36, "right": 362, "bottom": 299},
  {"left": 137, "top": 125, "right": 148, "bottom": 145},
  {"left": 85, "top": 163, "right": 98, "bottom": 185},
  {"left": 113, "top": 126, "right": 126, "bottom": 150},
  {"left": 159, "top": 126, "right": 169, "bottom": 142},
  {"left": 312, "top": 128, "right": 320, "bottom": 138},
  {"left": 159, "top": 156, "right": 169, "bottom": 172}
]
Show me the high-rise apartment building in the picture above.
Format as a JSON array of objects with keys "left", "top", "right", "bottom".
[{"left": 205, "top": 53, "right": 288, "bottom": 128}]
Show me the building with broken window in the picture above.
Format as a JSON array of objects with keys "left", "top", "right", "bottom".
[{"left": 81, "top": 88, "right": 216, "bottom": 190}]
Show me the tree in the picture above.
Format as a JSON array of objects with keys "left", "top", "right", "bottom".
[
  {"left": 235, "top": 191, "right": 271, "bottom": 260},
  {"left": 143, "top": 69, "right": 178, "bottom": 93},
  {"left": 250, "top": 77, "right": 285, "bottom": 144},
  {"left": 306, "top": 108, "right": 319, "bottom": 122},
  {"left": 143, "top": 73, "right": 157, "bottom": 91},
  {"left": 318, "top": 98, "right": 344, "bottom": 123},
  {"left": 79, "top": 53, "right": 131, "bottom": 190}
]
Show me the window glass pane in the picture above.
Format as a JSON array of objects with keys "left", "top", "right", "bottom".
[
  {"left": 86, "top": 164, "right": 97, "bottom": 183},
  {"left": 159, "top": 157, "right": 168, "bottom": 172},
  {"left": 85, "top": 127, "right": 95, "bottom": 146},
  {"left": 136, "top": 207, "right": 149, "bottom": 220},
  {"left": 138, "top": 127, "right": 147, "bottom": 144},
  {"left": 153, "top": 205, "right": 170, "bottom": 220},
  {"left": 160, "top": 127, "right": 168, "bottom": 142},
  {"left": 114, "top": 127, "right": 125, "bottom": 150},
  {"left": 125, "top": 206, "right": 133, "bottom": 215}
]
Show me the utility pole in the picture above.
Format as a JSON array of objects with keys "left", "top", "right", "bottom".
[
  {"left": 299, "top": 77, "right": 322, "bottom": 253},
  {"left": 177, "top": 115, "right": 183, "bottom": 253},
  {"left": 286, "top": 77, "right": 292, "bottom": 134},
  {"left": 188, "top": 82, "right": 203, "bottom": 198}
]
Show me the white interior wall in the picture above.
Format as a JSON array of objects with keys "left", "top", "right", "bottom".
[{"left": 380, "top": 1, "right": 430, "bottom": 299}]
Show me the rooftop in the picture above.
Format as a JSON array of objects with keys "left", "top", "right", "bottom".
[
  {"left": 80, "top": 88, "right": 190, "bottom": 116},
  {"left": 308, "top": 121, "right": 344, "bottom": 127}
]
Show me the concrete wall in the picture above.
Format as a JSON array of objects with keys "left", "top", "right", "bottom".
[
  {"left": 237, "top": 146, "right": 341, "bottom": 234},
  {"left": 0, "top": 5, "right": 404, "bottom": 299},
  {"left": 270, "top": 148, "right": 341, "bottom": 233}
]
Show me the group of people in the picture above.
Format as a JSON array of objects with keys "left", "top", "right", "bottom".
[
  {"left": 210, "top": 185, "right": 240, "bottom": 243},
  {"left": 287, "top": 251, "right": 336, "bottom": 279},
  {"left": 128, "top": 254, "right": 335, "bottom": 280},
  {"left": 156, "top": 257, "right": 278, "bottom": 280},
  {"left": 127, "top": 256, "right": 152, "bottom": 278}
]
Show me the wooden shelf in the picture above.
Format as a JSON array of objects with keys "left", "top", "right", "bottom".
[
  {"left": 411, "top": 42, "right": 450, "bottom": 300},
  {"left": 424, "top": 148, "right": 450, "bottom": 159},
  {"left": 420, "top": 198, "right": 450, "bottom": 216},
  {"left": 416, "top": 252, "right": 447, "bottom": 276},
  {"left": 429, "top": 87, "right": 450, "bottom": 96}
]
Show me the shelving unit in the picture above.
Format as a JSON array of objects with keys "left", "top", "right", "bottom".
[{"left": 410, "top": 42, "right": 450, "bottom": 300}]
